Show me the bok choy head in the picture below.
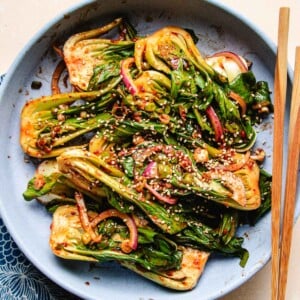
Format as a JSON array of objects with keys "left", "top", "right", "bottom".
[
  {"left": 20, "top": 90, "right": 118, "bottom": 158},
  {"left": 50, "top": 204, "right": 210, "bottom": 290},
  {"left": 63, "top": 18, "right": 135, "bottom": 91}
]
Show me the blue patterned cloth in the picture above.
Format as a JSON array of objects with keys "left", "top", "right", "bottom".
[
  {"left": 0, "top": 74, "right": 79, "bottom": 299},
  {"left": 0, "top": 219, "right": 80, "bottom": 300}
]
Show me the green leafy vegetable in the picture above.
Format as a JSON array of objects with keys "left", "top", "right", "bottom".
[{"left": 20, "top": 18, "right": 274, "bottom": 290}]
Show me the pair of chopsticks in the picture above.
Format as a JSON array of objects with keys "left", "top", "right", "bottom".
[{"left": 272, "top": 7, "right": 300, "bottom": 300}]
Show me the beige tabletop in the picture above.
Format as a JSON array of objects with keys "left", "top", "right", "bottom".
[{"left": 0, "top": 1, "right": 299, "bottom": 299}]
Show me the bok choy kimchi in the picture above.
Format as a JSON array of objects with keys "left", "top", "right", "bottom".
[{"left": 20, "top": 18, "right": 272, "bottom": 290}]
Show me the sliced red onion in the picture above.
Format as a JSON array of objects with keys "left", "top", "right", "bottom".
[
  {"left": 144, "top": 183, "right": 177, "bottom": 205},
  {"left": 209, "top": 51, "right": 248, "bottom": 72},
  {"left": 120, "top": 58, "right": 138, "bottom": 95},
  {"left": 206, "top": 106, "right": 224, "bottom": 143},
  {"left": 75, "top": 192, "right": 102, "bottom": 243},
  {"left": 142, "top": 161, "right": 158, "bottom": 178},
  {"left": 90, "top": 209, "right": 138, "bottom": 252}
]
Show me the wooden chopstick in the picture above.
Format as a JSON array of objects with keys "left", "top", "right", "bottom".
[
  {"left": 271, "top": 7, "right": 290, "bottom": 300},
  {"left": 278, "top": 47, "right": 300, "bottom": 300}
]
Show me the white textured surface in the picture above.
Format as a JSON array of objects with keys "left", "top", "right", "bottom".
[{"left": 0, "top": 1, "right": 299, "bottom": 299}]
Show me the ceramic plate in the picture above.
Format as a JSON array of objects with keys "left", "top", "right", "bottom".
[{"left": 0, "top": 1, "right": 298, "bottom": 299}]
